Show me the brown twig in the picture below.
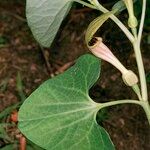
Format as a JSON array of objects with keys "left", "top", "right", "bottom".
[
  {"left": 55, "top": 61, "right": 74, "bottom": 75},
  {"left": 0, "top": 9, "right": 26, "bottom": 22},
  {"left": 40, "top": 46, "right": 53, "bottom": 75}
]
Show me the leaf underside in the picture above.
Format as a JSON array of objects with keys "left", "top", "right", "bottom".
[
  {"left": 26, "top": 0, "right": 73, "bottom": 47},
  {"left": 18, "top": 54, "right": 115, "bottom": 150}
]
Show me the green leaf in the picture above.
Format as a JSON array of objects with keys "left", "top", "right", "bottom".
[
  {"left": 26, "top": 0, "right": 73, "bottom": 47},
  {"left": 112, "top": 0, "right": 126, "bottom": 13},
  {"left": 18, "top": 54, "right": 115, "bottom": 150},
  {"left": 112, "top": 0, "right": 137, "bottom": 14}
]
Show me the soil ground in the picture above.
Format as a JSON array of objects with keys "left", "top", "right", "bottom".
[{"left": 0, "top": 1, "right": 150, "bottom": 150}]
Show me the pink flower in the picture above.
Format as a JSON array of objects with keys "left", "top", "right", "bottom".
[
  {"left": 89, "top": 37, "right": 128, "bottom": 74},
  {"left": 89, "top": 37, "right": 138, "bottom": 86}
]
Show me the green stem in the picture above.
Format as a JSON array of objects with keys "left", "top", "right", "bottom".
[
  {"left": 141, "top": 101, "right": 150, "bottom": 124},
  {"left": 138, "top": 0, "right": 146, "bottom": 43},
  {"left": 132, "top": 84, "right": 142, "bottom": 101},
  {"left": 97, "top": 100, "right": 150, "bottom": 125},
  {"left": 98, "top": 99, "right": 142, "bottom": 109},
  {"left": 132, "top": 0, "right": 147, "bottom": 101},
  {"left": 133, "top": 41, "right": 148, "bottom": 101},
  {"left": 92, "top": 0, "right": 134, "bottom": 42}
]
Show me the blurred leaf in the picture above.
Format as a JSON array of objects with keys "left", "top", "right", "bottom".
[
  {"left": 112, "top": 0, "right": 127, "bottom": 13},
  {"left": 0, "top": 77, "right": 8, "bottom": 92},
  {"left": 112, "top": 0, "right": 137, "bottom": 14},
  {"left": 146, "top": 72, "right": 150, "bottom": 83},
  {"left": 134, "top": 0, "right": 150, "bottom": 26},
  {"left": 0, "top": 36, "right": 8, "bottom": 48},
  {"left": 147, "top": 35, "right": 150, "bottom": 44}
]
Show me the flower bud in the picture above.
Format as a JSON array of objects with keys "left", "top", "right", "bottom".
[
  {"left": 89, "top": 37, "right": 138, "bottom": 86},
  {"left": 128, "top": 16, "right": 138, "bottom": 28},
  {"left": 123, "top": 0, "right": 138, "bottom": 28}
]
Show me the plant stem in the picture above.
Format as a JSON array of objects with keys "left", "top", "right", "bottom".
[
  {"left": 133, "top": 41, "right": 148, "bottom": 101},
  {"left": 132, "top": 41, "right": 150, "bottom": 123},
  {"left": 132, "top": 0, "right": 148, "bottom": 101},
  {"left": 138, "top": 0, "right": 146, "bottom": 43},
  {"left": 132, "top": 84, "right": 142, "bottom": 100},
  {"left": 92, "top": 0, "right": 134, "bottom": 43},
  {"left": 98, "top": 99, "right": 142, "bottom": 109},
  {"left": 132, "top": 0, "right": 150, "bottom": 125},
  {"left": 97, "top": 100, "right": 150, "bottom": 124},
  {"left": 141, "top": 101, "right": 150, "bottom": 125}
]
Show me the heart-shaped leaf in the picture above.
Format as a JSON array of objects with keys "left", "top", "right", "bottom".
[
  {"left": 18, "top": 54, "right": 115, "bottom": 150},
  {"left": 26, "top": 0, "right": 73, "bottom": 47}
]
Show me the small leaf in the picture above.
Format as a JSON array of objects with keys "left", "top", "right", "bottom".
[
  {"left": 26, "top": 0, "right": 73, "bottom": 47},
  {"left": 112, "top": 0, "right": 126, "bottom": 13},
  {"left": 112, "top": 0, "right": 137, "bottom": 14},
  {"left": 18, "top": 54, "right": 115, "bottom": 150},
  {"left": 85, "top": 11, "right": 115, "bottom": 46}
]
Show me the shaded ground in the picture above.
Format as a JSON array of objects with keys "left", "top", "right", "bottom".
[{"left": 0, "top": 1, "right": 150, "bottom": 150}]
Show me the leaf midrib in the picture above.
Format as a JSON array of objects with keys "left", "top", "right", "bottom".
[{"left": 20, "top": 105, "right": 97, "bottom": 122}]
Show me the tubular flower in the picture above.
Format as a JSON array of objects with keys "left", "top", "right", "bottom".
[{"left": 88, "top": 37, "right": 138, "bottom": 86}]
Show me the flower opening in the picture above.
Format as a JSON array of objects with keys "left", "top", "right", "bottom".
[{"left": 88, "top": 37, "right": 138, "bottom": 86}]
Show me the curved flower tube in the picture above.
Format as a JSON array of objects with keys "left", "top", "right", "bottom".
[{"left": 88, "top": 37, "right": 138, "bottom": 86}]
